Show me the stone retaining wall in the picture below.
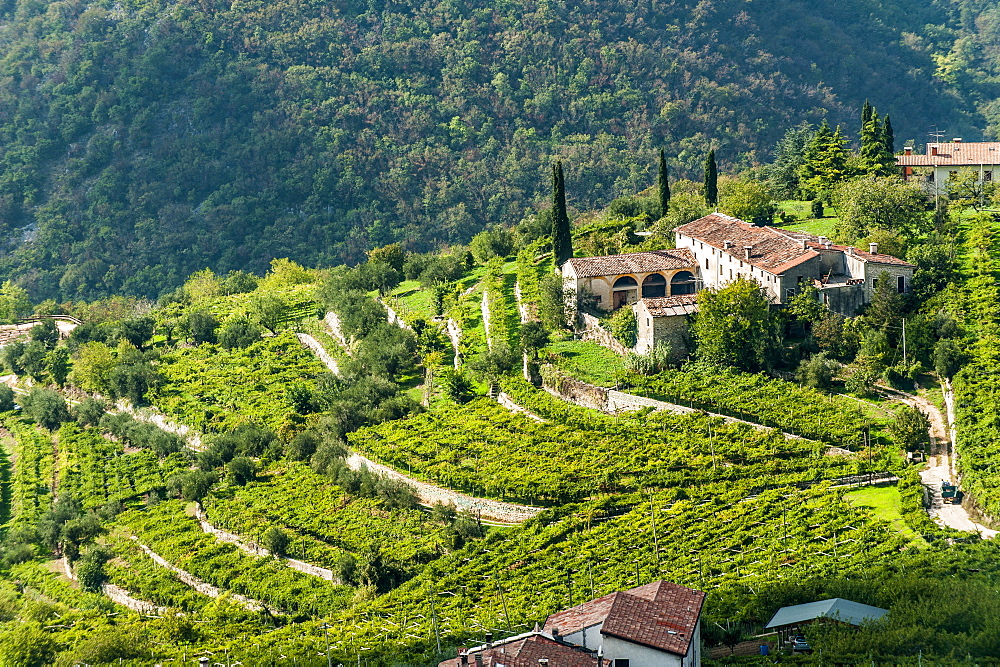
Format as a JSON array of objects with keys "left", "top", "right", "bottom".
[
  {"left": 345, "top": 452, "right": 542, "bottom": 524},
  {"left": 496, "top": 392, "right": 545, "bottom": 422},
  {"left": 446, "top": 318, "right": 462, "bottom": 369},
  {"left": 296, "top": 333, "right": 339, "bottom": 375},
  {"left": 131, "top": 536, "right": 277, "bottom": 614},
  {"left": 579, "top": 313, "right": 629, "bottom": 356},
  {"left": 194, "top": 505, "right": 337, "bottom": 582},
  {"left": 380, "top": 300, "right": 413, "bottom": 331},
  {"left": 102, "top": 583, "right": 166, "bottom": 615}
]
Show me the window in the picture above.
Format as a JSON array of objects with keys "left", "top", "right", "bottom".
[
  {"left": 986, "top": 171, "right": 994, "bottom": 182},
  {"left": 897, "top": 275, "right": 905, "bottom": 293},
  {"left": 872, "top": 279, "right": 878, "bottom": 289},
  {"left": 823, "top": 293, "right": 829, "bottom": 305},
  {"left": 785, "top": 288, "right": 797, "bottom": 299},
  {"left": 613, "top": 661, "right": 630, "bottom": 667},
  {"left": 705, "top": 259, "right": 709, "bottom": 269}
]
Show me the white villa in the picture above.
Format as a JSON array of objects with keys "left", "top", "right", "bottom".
[
  {"left": 562, "top": 213, "right": 915, "bottom": 356},
  {"left": 897, "top": 139, "right": 1000, "bottom": 198}
]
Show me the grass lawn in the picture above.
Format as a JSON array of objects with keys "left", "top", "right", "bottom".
[
  {"left": 776, "top": 200, "right": 839, "bottom": 238},
  {"left": 546, "top": 338, "right": 624, "bottom": 387},
  {"left": 845, "top": 485, "right": 929, "bottom": 548}
]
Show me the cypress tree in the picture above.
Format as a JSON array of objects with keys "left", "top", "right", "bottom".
[
  {"left": 861, "top": 99, "right": 872, "bottom": 135},
  {"left": 704, "top": 149, "right": 718, "bottom": 207},
  {"left": 657, "top": 149, "right": 670, "bottom": 218},
  {"left": 882, "top": 114, "right": 895, "bottom": 155},
  {"left": 551, "top": 160, "right": 573, "bottom": 266}
]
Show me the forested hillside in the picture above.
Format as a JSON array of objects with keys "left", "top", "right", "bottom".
[{"left": 0, "top": 0, "right": 992, "bottom": 299}]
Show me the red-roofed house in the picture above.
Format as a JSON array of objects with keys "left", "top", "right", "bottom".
[
  {"left": 675, "top": 213, "right": 914, "bottom": 316},
  {"left": 440, "top": 581, "right": 705, "bottom": 667},
  {"left": 896, "top": 139, "right": 1000, "bottom": 198},
  {"left": 543, "top": 580, "right": 706, "bottom": 667}
]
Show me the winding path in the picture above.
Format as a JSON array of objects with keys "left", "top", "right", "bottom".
[{"left": 883, "top": 384, "right": 997, "bottom": 538}]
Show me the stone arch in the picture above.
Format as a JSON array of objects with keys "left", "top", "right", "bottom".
[
  {"left": 641, "top": 273, "right": 667, "bottom": 298},
  {"left": 670, "top": 270, "right": 696, "bottom": 295},
  {"left": 612, "top": 275, "right": 639, "bottom": 309}
]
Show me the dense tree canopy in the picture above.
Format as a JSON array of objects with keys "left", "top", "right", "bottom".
[{"left": 0, "top": 0, "right": 986, "bottom": 300}]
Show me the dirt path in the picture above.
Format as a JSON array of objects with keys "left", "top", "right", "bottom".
[{"left": 882, "top": 384, "right": 997, "bottom": 538}]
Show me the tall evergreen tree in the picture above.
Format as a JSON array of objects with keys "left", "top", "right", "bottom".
[
  {"left": 798, "top": 121, "right": 851, "bottom": 197},
  {"left": 882, "top": 114, "right": 895, "bottom": 155},
  {"left": 704, "top": 149, "right": 718, "bottom": 207},
  {"left": 657, "top": 149, "right": 670, "bottom": 218},
  {"left": 861, "top": 99, "right": 872, "bottom": 134},
  {"left": 859, "top": 106, "right": 895, "bottom": 176},
  {"left": 551, "top": 161, "right": 573, "bottom": 266}
]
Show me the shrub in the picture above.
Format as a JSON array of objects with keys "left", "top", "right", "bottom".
[
  {"left": 0, "top": 385, "right": 14, "bottom": 412},
  {"left": 609, "top": 307, "right": 637, "bottom": 348},
  {"left": 263, "top": 526, "right": 289, "bottom": 557},
  {"left": 811, "top": 198, "right": 824, "bottom": 218},
  {"left": 20, "top": 387, "right": 72, "bottom": 430},
  {"left": 795, "top": 352, "right": 837, "bottom": 390}
]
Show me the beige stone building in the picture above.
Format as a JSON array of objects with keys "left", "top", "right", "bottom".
[{"left": 562, "top": 213, "right": 914, "bottom": 358}]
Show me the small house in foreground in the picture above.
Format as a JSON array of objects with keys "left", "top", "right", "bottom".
[
  {"left": 765, "top": 598, "right": 888, "bottom": 647},
  {"left": 441, "top": 581, "right": 706, "bottom": 667}
]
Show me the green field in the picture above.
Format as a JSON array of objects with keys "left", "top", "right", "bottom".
[{"left": 845, "top": 484, "right": 928, "bottom": 547}]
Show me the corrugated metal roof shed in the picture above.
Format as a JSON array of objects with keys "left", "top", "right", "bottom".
[{"left": 764, "top": 598, "right": 888, "bottom": 629}]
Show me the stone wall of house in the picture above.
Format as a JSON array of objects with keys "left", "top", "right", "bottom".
[{"left": 652, "top": 314, "right": 690, "bottom": 362}]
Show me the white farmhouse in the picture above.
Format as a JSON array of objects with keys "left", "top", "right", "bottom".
[
  {"left": 440, "top": 581, "right": 706, "bottom": 667},
  {"left": 897, "top": 139, "right": 1000, "bottom": 198},
  {"left": 674, "top": 213, "right": 914, "bottom": 316}
]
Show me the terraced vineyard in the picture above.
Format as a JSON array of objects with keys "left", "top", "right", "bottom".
[
  {"left": 623, "top": 364, "right": 881, "bottom": 447},
  {"left": 115, "top": 501, "right": 355, "bottom": 617},
  {"left": 55, "top": 422, "right": 190, "bottom": 510},
  {"left": 1, "top": 414, "right": 55, "bottom": 529},
  {"left": 153, "top": 330, "right": 326, "bottom": 435},
  {"left": 348, "top": 396, "right": 891, "bottom": 505},
  {"left": 287, "top": 482, "right": 913, "bottom": 664},
  {"left": 202, "top": 463, "right": 452, "bottom": 572}
]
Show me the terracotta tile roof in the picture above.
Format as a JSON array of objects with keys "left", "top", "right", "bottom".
[
  {"left": 638, "top": 294, "right": 699, "bottom": 317},
  {"left": 781, "top": 230, "right": 915, "bottom": 267},
  {"left": 438, "top": 634, "right": 598, "bottom": 667},
  {"left": 565, "top": 249, "right": 697, "bottom": 279},
  {"left": 544, "top": 581, "right": 705, "bottom": 658},
  {"left": 896, "top": 142, "right": 1000, "bottom": 166},
  {"left": 544, "top": 591, "right": 619, "bottom": 635},
  {"left": 676, "top": 213, "right": 819, "bottom": 274}
]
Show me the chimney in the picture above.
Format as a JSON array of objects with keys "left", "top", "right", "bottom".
[
  {"left": 743, "top": 246, "right": 752, "bottom": 260},
  {"left": 551, "top": 628, "right": 561, "bottom": 641},
  {"left": 954, "top": 137, "right": 963, "bottom": 143},
  {"left": 539, "top": 660, "right": 550, "bottom": 667},
  {"left": 475, "top": 654, "right": 484, "bottom": 667},
  {"left": 824, "top": 241, "right": 832, "bottom": 250},
  {"left": 931, "top": 145, "right": 938, "bottom": 156},
  {"left": 485, "top": 632, "right": 493, "bottom": 648},
  {"left": 869, "top": 242, "right": 879, "bottom": 254},
  {"left": 818, "top": 235, "right": 827, "bottom": 244},
  {"left": 723, "top": 240, "right": 732, "bottom": 249},
  {"left": 903, "top": 146, "right": 912, "bottom": 155},
  {"left": 199, "top": 659, "right": 210, "bottom": 667},
  {"left": 461, "top": 654, "right": 469, "bottom": 666},
  {"left": 847, "top": 246, "right": 855, "bottom": 256},
  {"left": 800, "top": 239, "right": 808, "bottom": 250}
]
